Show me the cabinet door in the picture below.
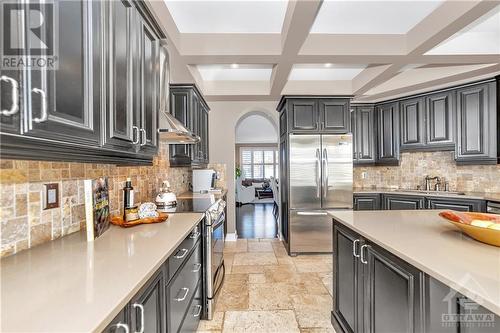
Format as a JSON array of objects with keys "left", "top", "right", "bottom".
[
  {"left": 455, "top": 82, "right": 497, "bottom": 164},
  {"left": 190, "top": 95, "right": 203, "bottom": 164},
  {"left": 351, "top": 108, "right": 358, "bottom": 163},
  {"left": 169, "top": 89, "right": 192, "bottom": 164},
  {"left": 103, "top": 307, "right": 130, "bottom": 333},
  {"left": 279, "top": 110, "right": 287, "bottom": 137},
  {"left": 376, "top": 102, "right": 399, "bottom": 165},
  {"left": 353, "top": 194, "right": 380, "bottom": 211},
  {"left": 319, "top": 99, "right": 350, "bottom": 133},
  {"left": 333, "top": 224, "right": 363, "bottom": 333},
  {"left": 288, "top": 99, "right": 319, "bottom": 132},
  {"left": 130, "top": 270, "right": 164, "bottom": 333},
  {"left": 201, "top": 107, "right": 209, "bottom": 163},
  {"left": 24, "top": 0, "right": 100, "bottom": 146},
  {"left": 383, "top": 194, "right": 425, "bottom": 210},
  {"left": 103, "top": 0, "right": 137, "bottom": 152},
  {"left": 138, "top": 16, "right": 159, "bottom": 155},
  {"left": 356, "top": 106, "right": 376, "bottom": 163},
  {"left": 425, "top": 91, "right": 455, "bottom": 149},
  {"left": 364, "top": 243, "right": 423, "bottom": 333},
  {"left": 426, "top": 197, "right": 486, "bottom": 212},
  {"left": 400, "top": 98, "right": 425, "bottom": 150}
]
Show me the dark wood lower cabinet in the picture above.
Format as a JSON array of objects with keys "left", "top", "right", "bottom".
[
  {"left": 353, "top": 194, "right": 380, "bottom": 211},
  {"left": 130, "top": 270, "right": 164, "bottom": 333},
  {"left": 382, "top": 194, "right": 425, "bottom": 210},
  {"left": 426, "top": 197, "right": 486, "bottom": 212},
  {"left": 332, "top": 220, "right": 500, "bottom": 333}
]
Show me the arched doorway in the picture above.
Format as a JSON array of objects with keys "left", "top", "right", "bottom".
[{"left": 235, "top": 112, "right": 279, "bottom": 239}]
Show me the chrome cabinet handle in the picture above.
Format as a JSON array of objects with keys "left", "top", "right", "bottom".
[
  {"left": 358, "top": 152, "right": 362, "bottom": 159},
  {"left": 132, "top": 303, "right": 144, "bottom": 333},
  {"left": 174, "top": 248, "right": 188, "bottom": 259},
  {"left": 174, "top": 287, "right": 189, "bottom": 302},
  {"left": 193, "top": 304, "right": 202, "bottom": 317},
  {"left": 360, "top": 244, "right": 369, "bottom": 264},
  {"left": 353, "top": 239, "right": 360, "bottom": 258},
  {"left": 32, "top": 88, "right": 48, "bottom": 123},
  {"left": 323, "top": 148, "right": 328, "bottom": 198},
  {"left": 192, "top": 263, "right": 202, "bottom": 273},
  {"left": 140, "top": 128, "right": 146, "bottom": 146},
  {"left": 190, "top": 231, "right": 200, "bottom": 239},
  {"left": 132, "top": 126, "right": 140, "bottom": 144},
  {"left": 111, "top": 322, "right": 130, "bottom": 333},
  {"left": 0, "top": 75, "right": 19, "bottom": 116},
  {"left": 315, "top": 148, "right": 321, "bottom": 198}
]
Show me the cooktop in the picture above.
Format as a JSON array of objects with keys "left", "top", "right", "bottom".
[{"left": 157, "top": 197, "right": 217, "bottom": 213}]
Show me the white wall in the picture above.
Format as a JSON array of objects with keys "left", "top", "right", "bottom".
[
  {"left": 235, "top": 114, "right": 278, "bottom": 144},
  {"left": 208, "top": 101, "right": 279, "bottom": 235}
]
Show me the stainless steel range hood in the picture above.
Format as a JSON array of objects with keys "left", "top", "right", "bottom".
[{"left": 157, "top": 40, "right": 200, "bottom": 144}]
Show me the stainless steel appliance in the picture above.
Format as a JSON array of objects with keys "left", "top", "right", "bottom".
[
  {"left": 288, "top": 134, "right": 353, "bottom": 253},
  {"left": 158, "top": 195, "right": 226, "bottom": 320},
  {"left": 487, "top": 201, "right": 500, "bottom": 214},
  {"left": 192, "top": 169, "right": 217, "bottom": 193}
]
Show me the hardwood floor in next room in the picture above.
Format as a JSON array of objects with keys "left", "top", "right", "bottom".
[
  {"left": 236, "top": 203, "right": 278, "bottom": 239},
  {"left": 196, "top": 239, "right": 335, "bottom": 333}
]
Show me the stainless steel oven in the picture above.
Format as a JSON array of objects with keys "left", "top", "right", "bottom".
[{"left": 204, "top": 199, "right": 226, "bottom": 320}]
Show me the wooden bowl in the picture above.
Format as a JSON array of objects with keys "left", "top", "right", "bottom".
[
  {"left": 439, "top": 211, "right": 500, "bottom": 247},
  {"left": 111, "top": 212, "right": 169, "bottom": 228}
]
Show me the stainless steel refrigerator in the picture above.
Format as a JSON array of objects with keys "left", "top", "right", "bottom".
[{"left": 288, "top": 134, "right": 353, "bottom": 253}]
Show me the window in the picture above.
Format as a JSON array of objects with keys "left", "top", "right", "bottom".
[{"left": 240, "top": 147, "right": 279, "bottom": 179}]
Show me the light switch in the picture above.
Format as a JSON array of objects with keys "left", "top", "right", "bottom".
[{"left": 44, "top": 183, "right": 59, "bottom": 209}]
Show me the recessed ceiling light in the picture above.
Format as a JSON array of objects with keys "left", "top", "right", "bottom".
[
  {"left": 324, "top": 63, "right": 333, "bottom": 68},
  {"left": 231, "top": 64, "right": 239, "bottom": 69}
]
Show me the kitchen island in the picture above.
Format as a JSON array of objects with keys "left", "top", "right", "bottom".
[
  {"left": 1, "top": 212, "right": 204, "bottom": 333},
  {"left": 329, "top": 210, "right": 500, "bottom": 333}
]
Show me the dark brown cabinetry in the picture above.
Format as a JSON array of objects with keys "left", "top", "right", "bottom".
[
  {"left": 169, "top": 84, "right": 210, "bottom": 167},
  {"left": 277, "top": 96, "right": 351, "bottom": 135},
  {"left": 352, "top": 105, "right": 376, "bottom": 164},
  {"left": 455, "top": 81, "right": 498, "bottom": 165},
  {"left": 376, "top": 102, "right": 400, "bottom": 165}
]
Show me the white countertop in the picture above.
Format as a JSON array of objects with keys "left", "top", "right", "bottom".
[
  {"left": 1, "top": 212, "right": 204, "bottom": 333},
  {"left": 328, "top": 210, "right": 500, "bottom": 316}
]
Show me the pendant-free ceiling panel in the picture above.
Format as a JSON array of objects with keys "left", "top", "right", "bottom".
[
  {"left": 426, "top": 5, "right": 500, "bottom": 55},
  {"left": 197, "top": 64, "right": 274, "bottom": 81},
  {"left": 311, "top": 0, "right": 444, "bottom": 34},
  {"left": 164, "top": 0, "right": 288, "bottom": 33},
  {"left": 289, "top": 65, "right": 366, "bottom": 81}
]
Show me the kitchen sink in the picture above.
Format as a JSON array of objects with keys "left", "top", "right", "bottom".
[{"left": 399, "top": 189, "right": 466, "bottom": 196}]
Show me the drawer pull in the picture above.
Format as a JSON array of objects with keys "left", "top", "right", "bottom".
[
  {"left": 190, "top": 231, "right": 200, "bottom": 239},
  {"left": 0, "top": 75, "right": 19, "bottom": 116},
  {"left": 174, "top": 248, "right": 189, "bottom": 259},
  {"left": 111, "top": 322, "right": 130, "bottom": 333},
  {"left": 192, "top": 263, "right": 202, "bottom": 273},
  {"left": 193, "top": 304, "right": 202, "bottom": 317},
  {"left": 132, "top": 303, "right": 144, "bottom": 333},
  {"left": 174, "top": 287, "right": 189, "bottom": 302}
]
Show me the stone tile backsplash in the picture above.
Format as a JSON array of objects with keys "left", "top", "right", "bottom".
[
  {"left": 0, "top": 142, "right": 192, "bottom": 257},
  {"left": 354, "top": 151, "right": 500, "bottom": 193}
]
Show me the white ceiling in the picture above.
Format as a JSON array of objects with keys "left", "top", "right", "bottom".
[
  {"left": 149, "top": 0, "right": 500, "bottom": 103},
  {"left": 289, "top": 64, "right": 367, "bottom": 80},
  {"left": 236, "top": 115, "right": 277, "bottom": 144},
  {"left": 310, "top": 0, "right": 445, "bottom": 34},
  {"left": 197, "top": 64, "right": 274, "bottom": 81},
  {"left": 426, "top": 5, "right": 500, "bottom": 55},
  {"left": 163, "top": 0, "right": 288, "bottom": 33}
]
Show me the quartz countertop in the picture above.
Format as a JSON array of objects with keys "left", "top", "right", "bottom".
[
  {"left": 328, "top": 210, "right": 500, "bottom": 316},
  {"left": 1, "top": 212, "right": 204, "bottom": 333},
  {"left": 353, "top": 188, "right": 500, "bottom": 202}
]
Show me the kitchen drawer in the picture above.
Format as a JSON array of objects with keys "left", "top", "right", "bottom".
[
  {"left": 167, "top": 241, "right": 202, "bottom": 333},
  {"left": 179, "top": 282, "right": 203, "bottom": 333},
  {"left": 168, "top": 224, "right": 201, "bottom": 281}
]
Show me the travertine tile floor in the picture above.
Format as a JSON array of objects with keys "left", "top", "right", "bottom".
[{"left": 197, "top": 239, "right": 335, "bottom": 333}]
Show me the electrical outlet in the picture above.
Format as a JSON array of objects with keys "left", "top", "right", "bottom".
[
  {"left": 43, "top": 183, "right": 59, "bottom": 209},
  {"left": 361, "top": 172, "right": 367, "bottom": 179}
]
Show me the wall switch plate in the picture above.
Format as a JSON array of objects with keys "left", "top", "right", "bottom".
[
  {"left": 361, "top": 172, "right": 367, "bottom": 179},
  {"left": 44, "top": 183, "right": 59, "bottom": 209}
]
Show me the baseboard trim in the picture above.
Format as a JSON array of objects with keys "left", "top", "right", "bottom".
[{"left": 226, "top": 233, "right": 238, "bottom": 242}]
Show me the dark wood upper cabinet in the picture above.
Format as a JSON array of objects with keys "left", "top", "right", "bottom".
[
  {"left": 376, "top": 102, "right": 400, "bottom": 165},
  {"left": 400, "top": 97, "right": 425, "bottom": 150},
  {"left": 455, "top": 81, "right": 497, "bottom": 164},
  {"left": 279, "top": 111, "right": 287, "bottom": 137},
  {"left": 352, "top": 106, "right": 376, "bottom": 164},
  {"left": 319, "top": 99, "right": 350, "bottom": 133},
  {"left": 23, "top": 0, "right": 100, "bottom": 147},
  {"left": 425, "top": 91, "right": 455, "bottom": 149},
  {"left": 289, "top": 99, "right": 319, "bottom": 132}
]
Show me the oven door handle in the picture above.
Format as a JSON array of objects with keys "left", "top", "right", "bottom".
[{"left": 212, "top": 261, "right": 226, "bottom": 300}]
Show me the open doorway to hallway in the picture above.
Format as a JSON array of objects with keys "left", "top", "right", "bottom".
[{"left": 234, "top": 114, "right": 279, "bottom": 239}]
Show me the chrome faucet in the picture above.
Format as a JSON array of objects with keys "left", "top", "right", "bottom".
[{"left": 424, "top": 176, "right": 441, "bottom": 191}]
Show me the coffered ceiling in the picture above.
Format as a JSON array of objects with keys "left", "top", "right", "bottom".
[{"left": 148, "top": 0, "right": 500, "bottom": 103}]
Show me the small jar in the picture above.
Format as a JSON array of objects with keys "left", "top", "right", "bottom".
[{"left": 124, "top": 205, "right": 139, "bottom": 222}]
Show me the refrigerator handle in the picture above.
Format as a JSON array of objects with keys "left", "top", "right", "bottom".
[
  {"left": 315, "top": 148, "right": 321, "bottom": 198},
  {"left": 297, "top": 211, "right": 328, "bottom": 216},
  {"left": 323, "top": 148, "right": 328, "bottom": 199}
]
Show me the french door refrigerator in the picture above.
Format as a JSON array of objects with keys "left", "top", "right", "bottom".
[{"left": 288, "top": 134, "right": 353, "bottom": 253}]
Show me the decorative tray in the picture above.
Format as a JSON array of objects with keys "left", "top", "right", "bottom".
[
  {"left": 439, "top": 211, "right": 500, "bottom": 247},
  {"left": 111, "top": 212, "right": 169, "bottom": 228}
]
